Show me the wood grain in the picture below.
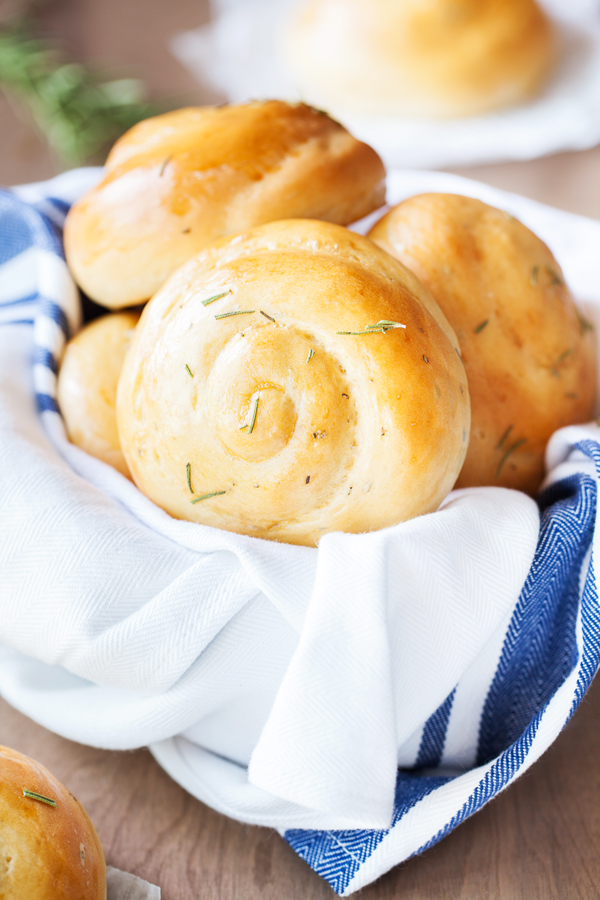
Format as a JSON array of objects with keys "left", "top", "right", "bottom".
[
  {"left": 1, "top": 2, "right": 600, "bottom": 898},
  {"left": 2, "top": 677, "right": 600, "bottom": 899}
]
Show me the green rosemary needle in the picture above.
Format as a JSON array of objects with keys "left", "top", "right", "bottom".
[
  {"left": 159, "top": 155, "right": 172, "bottom": 176},
  {"left": 23, "top": 790, "right": 56, "bottom": 807},
  {"left": 201, "top": 291, "right": 231, "bottom": 307},
  {"left": 550, "top": 348, "right": 574, "bottom": 377},
  {"left": 495, "top": 438, "right": 527, "bottom": 478},
  {"left": 185, "top": 364, "right": 194, "bottom": 378},
  {"left": 186, "top": 462, "right": 193, "bottom": 494},
  {"left": 577, "top": 310, "right": 594, "bottom": 333},
  {"left": 248, "top": 394, "right": 260, "bottom": 434},
  {"left": 530, "top": 265, "right": 539, "bottom": 287},
  {"left": 260, "top": 310, "right": 276, "bottom": 322},
  {"left": 496, "top": 425, "right": 514, "bottom": 450},
  {"left": 546, "top": 265, "right": 563, "bottom": 286},
  {"left": 214, "top": 310, "right": 255, "bottom": 319},
  {"left": 336, "top": 320, "right": 406, "bottom": 335},
  {"left": 474, "top": 319, "right": 489, "bottom": 334},
  {"left": 191, "top": 490, "right": 226, "bottom": 504},
  {"left": 307, "top": 348, "right": 315, "bottom": 362}
]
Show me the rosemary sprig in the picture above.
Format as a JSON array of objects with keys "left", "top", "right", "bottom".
[
  {"left": 260, "top": 310, "right": 276, "bottom": 322},
  {"left": 186, "top": 462, "right": 193, "bottom": 494},
  {"left": 191, "top": 490, "right": 226, "bottom": 504},
  {"left": 550, "top": 348, "right": 574, "bottom": 377},
  {"left": 530, "top": 265, "right": 539, "bottom": 287},
  {"left": 214, "top": 310, "right": 255, "bottom": 320},
  {"left": 201, "top": 291, "right": 230, "bottom": 307},
  {"left": 185, "top": 364, "right": 194, "bottom": 378},
  {"left": 23, "top": 789, "right": 56, "bottom": 807},
  {"left": 474, "top": 319, "right": 489, "bottom": 334},
  {"left": 0, "top": 28, "right": 159, "bottom": 164},
  {"left": 307, "top": 348, "right": 315, "bottom": 362},
  {"left": 495, "top": 438, "right": 527, "bottom": 478},
  {"left": 496, "top": 425, "right": 514, "bottom": 450}
]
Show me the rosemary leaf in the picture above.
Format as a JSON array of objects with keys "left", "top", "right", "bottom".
[
  {"left": 23, "top": 790, "right": 56, "bottom": 807},
  {"left": 214, "top": 310, "right": 255, "bottom": 320},
  {"left": 185, "top": 364, "right": 194, "bottom": 378},
  {"left": 201, "top": 291, "right": 230, "bottom": 307},
  {"left": 260, "top": 310, "right": 276, "bottom": 322},
  {"left": 337, "top": 320, "right": 406, "bottom": 335},
  {"left": 307, "top": 348, "right": 315, "bottom": 363},
  {"left": 191, "top": 490, "right": 226, "bottom": 504},
  {"left": 530, "top": 265, "right": 539, "bottom": 287},
  {"left": 496, "top": 425, "right": 514, "bottom": 450},
  {"left": 550, "top": 348, "right": 574, "bottom": 377},
  {"left": 474, "top": 319, "right": 489, "bottom": 334},
  {"left": 546, "top": 265, "right": 563, "bottom": 286},
  {"left": 248, "top": 394, "right": 260, "bottom": 434},
  {"left": 186, "top": 462, "right": 193, "bottom": 494},
  {"left": 577, "top": 310, "right": 594, "bottom": 333},
  {"left": 495, "top": 438, "right": 527, "bottom": 478},
  {"left": 159, "top": 155, "right": 172, "bottom": 176}
]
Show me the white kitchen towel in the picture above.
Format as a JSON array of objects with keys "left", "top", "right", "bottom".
[
  {"left": 171, "top": 0, "right": 600, "bottom": 169},
  {"left": 0, "top": 167, "right": 599, "bottom": 894}
]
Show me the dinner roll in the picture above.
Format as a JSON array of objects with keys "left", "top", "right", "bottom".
[
  {"left": 117, "top": 219, "right": 470, "bottom": 546},
  {"left": 57, "top": 310, "right": 140, "bottom": 478},
  {"left": 0, "top": 745, "right": 106, "bottom": 900},
  {"left": 64, "top": 101, "right": 386, "bottom": 309},
  {"left": 283, "top": 0, "right": 556, "bottom": 118},
  {"left": 369, "top": 194, "right": 597, "bottom": 494}
]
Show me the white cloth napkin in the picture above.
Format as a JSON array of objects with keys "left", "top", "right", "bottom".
[
  {"left": 171, "top": 0, "right": 600, "bottom": 169},
  {"left": 107, "top": 867, "right": 160, "bottom": 900},
  {"left": 1, "top": 168, "right": 600, "bottom": 895}
]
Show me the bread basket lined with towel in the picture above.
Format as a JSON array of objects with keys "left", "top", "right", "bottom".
[{"left": 1, "top": 166, "right": 600, "bottom": 895}]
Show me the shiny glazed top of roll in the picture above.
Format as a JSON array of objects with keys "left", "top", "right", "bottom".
[
  {"left": 0, "top": 745, "right": 106, "bottom": 900},
  {"left": 63, "top": 101, "right": 386, "bottom": 310},
  {"left": 117, "top": 219, "right": 470, "bottom": 546},
  {"left": 283, "top": 0, "right": 555, "bottom": 119}
]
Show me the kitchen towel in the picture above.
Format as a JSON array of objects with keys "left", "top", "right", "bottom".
[{"left": 1, "top": 167, "right": 599, "bottom": 893}]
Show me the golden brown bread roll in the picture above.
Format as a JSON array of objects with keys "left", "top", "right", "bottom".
[
  {"left": 0, "top": 745, "right": 106, "bottom": 900},
  {"left": 116, "top": 219, "right": 470, "bottom": 546},
  {"left": 369, "top": 194, "right": 597, "bottom": 495},
  {"left": 64, "top": 101, "right": 386, "bottom": 309},
  {"left": 283, "top": 0, "right": 556, "bottom": 119},
  {"left": 57, "top": 310, "right": 140, "bottom": 478}
]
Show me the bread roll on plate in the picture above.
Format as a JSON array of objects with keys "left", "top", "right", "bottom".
[
  {"left": 57, "top": 310, "right": 140, "bottom": 478},
  {"left": 64, "top": 101, "right": 386, "bottom": 310},
  {"left": 117, "top": 219, "right": 470, "bottom": 546},
  {"left": 283, "top": 0, "right": 556, "bottom": 118},
  {"left": 0, "top": 745, "right": 106, "bottom": 900},
  {"left": 369, "top": 194, "right": 597, "bottom": 494}
]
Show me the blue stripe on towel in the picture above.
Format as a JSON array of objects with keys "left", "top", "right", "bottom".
[
  {"left": 415, "top": 688, "right": 456, "bottom": 769},
  {"left": 38, "top": 298, "right": 71, "bottom": 340},
  {"left": 33, "top": 347, "right": 59, "bottom": 374},
  {"left": 36, "top": 392, "right": 60, "bottom": 414},
  {"left": 285, "top": 771, "right": 452, "bottom": 895},
  {"left": 285, "top": 466, "right": 597, "bottom": 894}
]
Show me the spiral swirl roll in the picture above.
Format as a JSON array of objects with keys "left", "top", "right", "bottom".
[{"left": 117, "top": 220, "right": 470, "bottom": 546}]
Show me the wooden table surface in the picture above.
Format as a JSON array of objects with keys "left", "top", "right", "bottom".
[{"left": 2, "top": 2, "right": 600, "bottom": 897}]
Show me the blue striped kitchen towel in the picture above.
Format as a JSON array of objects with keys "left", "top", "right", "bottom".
[{"left": 1, "top": 169, "right": 600, "bottom": 896}]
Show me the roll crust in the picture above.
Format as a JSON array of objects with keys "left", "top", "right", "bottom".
[
  {"left": 64, "top": 101, "right": 386, "bottom": 309},
  {"left": 117, "top": 219, "right": 470, "bottom": 546},
  {"left": 369, "top": 193, "right": 597, "bottom": 494},
  {"left": 0, "top": 745, "right": 106, "bottom": 900},
  {"left": 57, "top": 310, "right": 140, "bottom": 478},
  {"left": 283, "top": 0, "right": 556, "bottom": 118}
]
